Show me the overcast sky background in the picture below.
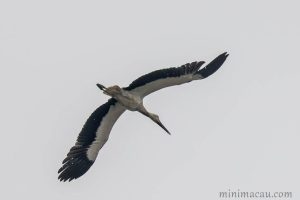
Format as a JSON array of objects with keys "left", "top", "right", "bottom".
[{"left": 1, "top": 0, "right": 299, "bottom": 199}]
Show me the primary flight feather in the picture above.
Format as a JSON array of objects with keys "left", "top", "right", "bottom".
[{"left": 58, "top": 52, "right": 229, "bottom": 181}]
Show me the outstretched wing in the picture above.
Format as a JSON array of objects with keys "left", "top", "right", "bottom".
[
  {"left": 58, "top": 98, "right": 126, "bottom": 182},
  {"left": 124, "top": 52, "right": 228, "bottom": 98}
]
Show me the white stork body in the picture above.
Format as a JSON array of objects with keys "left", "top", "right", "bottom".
[
  {"left": 105, "top": 87, "right": 143, "bottom": 111},
  {"left": 58, "top": 52, "right": 229, "bottom": 181}
]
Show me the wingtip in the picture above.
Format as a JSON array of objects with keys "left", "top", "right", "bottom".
[
  {"left": 218, "top": 52, "right": 229, "bottom": 60},
  {"left": 197, "top": 52, "right": 229, "bottom": 78},
  {"left": 223, "top": 52, "right": 229, "bottom": 58},
  {"left": 58, "top": 155, "right": 94, "bottom": 182}
]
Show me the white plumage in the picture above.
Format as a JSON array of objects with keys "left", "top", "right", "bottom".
[
  {"left": 87, "top": 103, "right": 125, "bottom": 161},
  {"left": 58, "top": 52, "right": 228, "bottom": 181}
]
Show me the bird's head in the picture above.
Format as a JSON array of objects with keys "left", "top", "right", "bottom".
[
  {"left": 103, "top": 85, "right": 122, "bottom": 97},
  {"left": 152, "top": 113, "right": 160, "bottom": 121},
  {"left": 151, "top": 113, "right": 171, "bottom": 135}
]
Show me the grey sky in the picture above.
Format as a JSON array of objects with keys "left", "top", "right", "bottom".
[{"left": 0, "top": 0, "right": 299, "bottom": 199}]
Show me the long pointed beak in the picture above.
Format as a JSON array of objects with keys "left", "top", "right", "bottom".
[{"left": 155, "top": 120, "right": 171, "bottom": 135}]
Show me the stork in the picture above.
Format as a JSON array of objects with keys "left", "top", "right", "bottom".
[{"left": 58, "top": 52, "right": 229, "bottom": 181}]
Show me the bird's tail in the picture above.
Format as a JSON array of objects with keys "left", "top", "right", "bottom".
[{"left": 196, "top": 52, "right": 229, "bottom": 78}]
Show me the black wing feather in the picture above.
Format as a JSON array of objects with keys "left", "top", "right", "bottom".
[
  {"left": 196, "top": 52, "right": 229, "bottom": 78},
  {"left": 58, "top": 52, "right": 228, "bottom": 181},
  {"left": 124, "top": 61, "right": 205, "bottom": 91},
  {"left": 124, "top": 52, "right": 228, "bottom": 91},
  {"left": 58, "top": 98, "right": 117, "bottom": 182}
]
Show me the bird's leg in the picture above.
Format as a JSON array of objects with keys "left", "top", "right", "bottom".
[
  {"left": 96, "top": 84, "right": 123, "bottom": 99},
  {"left": 96, "top": 83, "right": 111, "bottom": 97},
  {"left": 97, "top": 83, "right": 113, "bottom": 97},
  {"left": 138, "top": 105, "right": 171, "bottom": 135},
  {"left": 96, "top": 83, "right": 107, "bottom": 91}
]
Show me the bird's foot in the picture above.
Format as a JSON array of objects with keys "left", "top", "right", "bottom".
[{"left": 96, "top": 83, "right": 107, "bottom": 91}]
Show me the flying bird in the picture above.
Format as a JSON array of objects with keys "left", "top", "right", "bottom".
[{"left": 58, "top": 52, "right": 229, "bottom": 181}]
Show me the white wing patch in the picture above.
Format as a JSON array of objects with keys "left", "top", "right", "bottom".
[
  {"left": 131, "top": 74, "right": 201, "bottom": 98},
  {"left": 87, "top": 103, "right": 125, "bottom": 161}
]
